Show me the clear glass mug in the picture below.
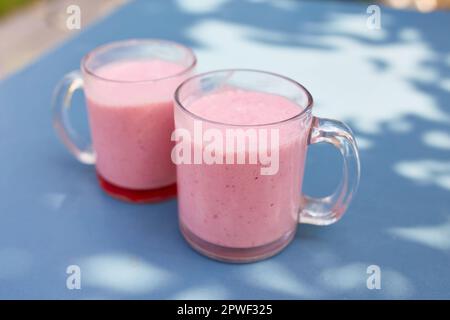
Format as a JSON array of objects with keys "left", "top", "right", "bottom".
[
  {"left": 173, "top": 69, "right": 360, "bottom": 262},
  {"left": 52, "top": 39, "right": 196, "bottom": 202}
]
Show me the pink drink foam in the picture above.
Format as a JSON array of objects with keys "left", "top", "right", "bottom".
[
  {"left": 177, "top": 89, "right": 310, "bottom": 248},
  {"left": 84, "top": 59, "right": 188, "bottom": 190}
]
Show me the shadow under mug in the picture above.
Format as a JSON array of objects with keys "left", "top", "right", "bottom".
[
  {"left": 174, "top": 69, "right": 361, "bottom": 263},
  {"left": 52, "top": 39, "right": 196, "bottom": 202}
]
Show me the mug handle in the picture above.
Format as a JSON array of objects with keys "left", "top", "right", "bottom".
[
  {"left": 52, "top": 71, "right": 95, "bottom": 164},
  {"left": 300, "top": 116, "right": 360, "bottom": 225}
]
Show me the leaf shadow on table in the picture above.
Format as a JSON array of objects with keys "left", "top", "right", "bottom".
[
  {"left": 1, "top": 0, "right": 450, "bottom": 299},
  {"left": 73, "top": 0, "right": 450, "bottom": 299}
]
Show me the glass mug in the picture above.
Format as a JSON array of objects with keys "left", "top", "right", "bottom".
[
  {"left": 52, "top": 39, "right": 196, "bottom": 202},
  {"left": 173, "top": 69, "right": 360, "bottom": 262}
]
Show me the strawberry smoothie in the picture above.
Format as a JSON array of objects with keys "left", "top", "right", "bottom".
[
  {"left": 84, "top": 59, "right": 189, "bottom": 191},
  {"left": 176, "top": 89, "right": 312, "bottom": 253}
]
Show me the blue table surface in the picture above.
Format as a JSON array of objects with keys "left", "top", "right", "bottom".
[{"left": 1, "top": 0, "right": 449, "bottom": 299}]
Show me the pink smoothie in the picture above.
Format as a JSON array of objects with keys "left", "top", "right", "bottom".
[
  {"left": 176, "top": 89, "right": 311, "bottom": 248},
  {"left": 84, "top": 59, "right": 189, "bottom": 190}
]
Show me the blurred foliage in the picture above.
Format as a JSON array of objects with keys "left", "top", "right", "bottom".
[{"left": 0, "top": 0, "right": 37, "bottom": 17}]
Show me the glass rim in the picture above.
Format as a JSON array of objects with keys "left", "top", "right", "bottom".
[
  {"left": 81, "top": 39, "right": 197, "bottom": 84},
  {"left": 174, "top": 69, "right": 314, "bottom": 127}
]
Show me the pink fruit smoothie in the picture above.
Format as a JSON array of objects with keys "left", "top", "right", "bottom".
[
  {"left": 84, "top": 59, "right": 188, "bottom": 190},
  {"left": 176, "top": 89, "right": 311, "bottom": 249}
]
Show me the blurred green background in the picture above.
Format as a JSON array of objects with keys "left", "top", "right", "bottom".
[{"left": 0, "top": 0, "right": 37, "bottom": 17}]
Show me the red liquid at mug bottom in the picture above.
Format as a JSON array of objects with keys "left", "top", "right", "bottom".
[
  {"left": 176, "top": 89, "right": 311, "bottom": 261},
  {"left": 96, "top": 172, "right": 176, "bottom": 203},
  {"left": 84, "top": 59, "right": 188, "bottom": 202}
]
